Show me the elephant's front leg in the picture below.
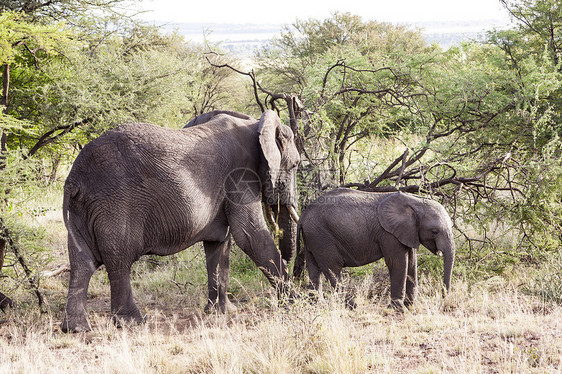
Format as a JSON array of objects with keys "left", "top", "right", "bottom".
[
  {"left": 383, "top": 245, "right": 409, "bottom": 312},
  {"left": 227, "top": 202, "right": 288, "bottom": 292},
  {"left": 204, "top": 238, "right": 237, "bottom": 313},
  {"left": 404, "top": 247, "right": 418, "bottom": 308}
]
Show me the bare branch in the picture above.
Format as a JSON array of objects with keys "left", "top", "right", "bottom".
[
  {"left": 394, "top": 149, "right": 409, "bottom": 188},
  {"left": 205, "top": 54, "right": 265, "bottom": 112},
  {"left": 0, "top": 218, "right": 45, "bottom": 311},
  {"left": 25, "top": 117, "right": 92, "bottom": 158}
]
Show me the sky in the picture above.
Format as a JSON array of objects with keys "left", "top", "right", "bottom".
[{"left": 137, "top": 0, "right": 511, "bottom": 25}]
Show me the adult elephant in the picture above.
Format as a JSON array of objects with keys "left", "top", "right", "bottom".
[
  {"left": 61, "top": 110, "right": 300, "bottom": 333},
  {"left": 293, "top": 188, "right": 455, "bottom": 310}
]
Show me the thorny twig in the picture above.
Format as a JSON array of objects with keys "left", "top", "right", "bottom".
[{"left": 0, "top": 218, "right": 45, "bottom": 312}]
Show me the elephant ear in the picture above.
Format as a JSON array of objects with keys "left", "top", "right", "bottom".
[
  {"left": 377, "top": 192, "right": 420, "bottom": 249},
  {"left": 258, "top": 110, "right": 282, "bottom": 191}
]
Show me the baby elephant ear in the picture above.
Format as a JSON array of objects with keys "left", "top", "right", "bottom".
[
  {"left": 258, "top": 110, "right": 282, "bottom": 191},
  {"left": 377, "top": 192, "right": 420, "bottom": 249}
]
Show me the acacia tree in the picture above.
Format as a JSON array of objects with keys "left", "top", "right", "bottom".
[
  {"left": 209, "top": 10, "right": 562, "bottom": 274},
  {"left": 253, "top": 13, "right": 435, "bottom": 184},
  {"left": 0, "top": 11, "right": 71, "bottom": 167},
  {"left": 496, "top": 0, "right": 561, "bottom": 68},
  {"left": 2, "top": 15, "right": 241, "bottom": 174}
]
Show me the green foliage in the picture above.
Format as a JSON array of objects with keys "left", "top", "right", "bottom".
[
  {"left": 253, "top": 6, "right": 562, "bottom": 280},
  {"left": 0, "top": 11, "right": 72, "bottom": 66},
  {"left": 3, "top": 0, "right": 562, "bottom": 301},
  {"left": 259, "top": 15, "right": 437, "bottom": 185},
  {"left": 5, "top": 27, "right": 241, "bottom": 156}
]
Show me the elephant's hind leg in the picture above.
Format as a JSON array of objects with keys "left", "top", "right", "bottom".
[
  {"left": 97, "top": 223, "right": 144, "bottom": 327},
  {"left": 305, "top": 250, "right": 322, "bottom": 292},
  {"left": 61, "top": 238, "right": 99, "bottom": 333},
  {"left": 321, "top": 263, "right": 356, "bottom": 309},
  {"left": 106, "top": 265, "right": 144, "bottom": 327},
  {"left": 204, "top": 238, "right": 237, "bottom": 314},
  {"left": 305, "top": 250, "right": 322, "bottom": 302}
]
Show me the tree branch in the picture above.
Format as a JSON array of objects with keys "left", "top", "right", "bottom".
[
  {"left": 205, "top": 53, "right": 304, "bottom": 152},
  {"left": 205, "top": 54, "right": 265, "bottom": 112},
  {"left": 25, "top": 117, "right": 92, "bottom": 158},
  {"left": 0, "top": 218, "right": 45, "bottom": 312}
]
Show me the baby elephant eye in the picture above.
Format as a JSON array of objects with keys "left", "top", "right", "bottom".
[{"left": 432, "top": 229, "right": 439, "bottom": 235}]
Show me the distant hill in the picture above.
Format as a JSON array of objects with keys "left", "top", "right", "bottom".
[
  {"left": 169, "top": 22, "right": 278, "bottom": 54},
  {"left": 154, "top": 19, "right": 510, "bottom": 54}
]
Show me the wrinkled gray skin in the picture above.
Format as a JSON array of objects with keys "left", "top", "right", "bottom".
[
  {"left": 61, "top": 110, "right": 300, "bottom": 333},
  {"left": 294, "top": 188, "right": 455, "bottom": 310},
  {"left": 184, "top": 111, "right": 299, "bottom": 265}
]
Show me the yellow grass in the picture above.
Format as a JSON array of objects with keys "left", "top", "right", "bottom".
[{"left": 0, "top": 273, "right": 561, "bottom": 373}]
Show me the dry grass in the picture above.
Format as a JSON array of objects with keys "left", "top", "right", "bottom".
[{"left": 0, "top": 271, "right": 560, "bottom": 373}]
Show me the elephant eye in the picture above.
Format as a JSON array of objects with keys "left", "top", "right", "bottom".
[{"left": 432, "top": 229, "right": 439, "bottom": 235}]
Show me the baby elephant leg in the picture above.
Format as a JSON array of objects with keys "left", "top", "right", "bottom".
[
  {"left": 404, "top": 247, "right": 418, "bottom": 308},
  {"left": 323, "top": 265, "right": 356, "bottom": 310},
  {"left": 305, "top": 251, "right": 322, "bottom": 292},
  {"left": 384, "top": 251, "right": 409, "bottom": 312}
]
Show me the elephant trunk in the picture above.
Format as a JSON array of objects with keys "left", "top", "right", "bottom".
[
  {"left": 442, "top": 241, "right": 455, "bottom": 292},
  {"left": 275, "top": 205, "right": 298, "bottom": 264}
]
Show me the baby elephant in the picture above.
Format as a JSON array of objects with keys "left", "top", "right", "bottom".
[{"left": 294, "top": 188, "right": 455, "bottom": 310}]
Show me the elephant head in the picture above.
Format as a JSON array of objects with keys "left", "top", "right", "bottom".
[
  {"left": 378, "top": 192, "right": 455, "bottom": 291},
  {"left": 258, "top": 111, "right": 300, "bottom": 263},
  {"left": 186, "top": 110, "right": 300, "bottom": 264}
]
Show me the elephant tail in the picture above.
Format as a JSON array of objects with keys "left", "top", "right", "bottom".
[
  {"left": 63, "top": 179, "right": 97, "bottom": 263},
  {"left": 62, "top": 179, "right": 79, "bottom": 230},
  {"left": 292, "top": 221, "right": 305, "bottom": 279}
]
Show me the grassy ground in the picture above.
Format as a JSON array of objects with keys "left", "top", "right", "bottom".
[{"left": 0, "top": 186, "right": 561, "bottom": 373}]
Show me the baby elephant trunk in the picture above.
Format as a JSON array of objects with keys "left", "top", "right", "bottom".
[{"left": 441, "top": 241, "right": 455, "bottom": 292}]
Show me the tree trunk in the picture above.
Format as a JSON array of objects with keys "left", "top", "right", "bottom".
[{"left": 1, "top": 64, "right": 9, "bottom": 170}]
